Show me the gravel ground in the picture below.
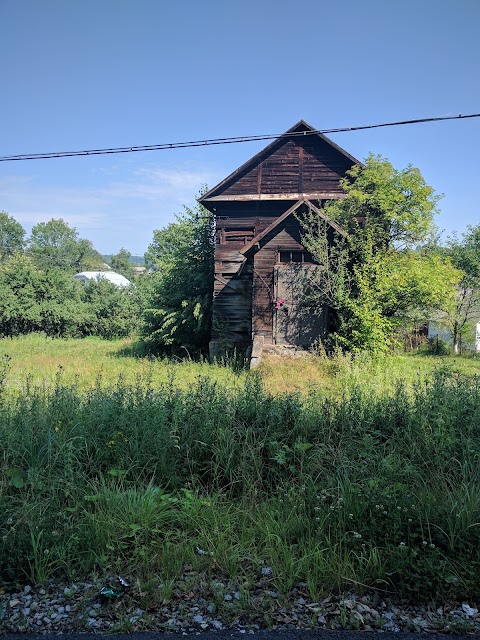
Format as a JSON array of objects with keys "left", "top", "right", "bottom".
[{"left": 1, "top": 574, "right": 480, "bottom": 635}]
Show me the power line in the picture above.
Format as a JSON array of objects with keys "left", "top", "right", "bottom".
[{"left": 1, "top": 113, "right": 479, "bottom": 162}]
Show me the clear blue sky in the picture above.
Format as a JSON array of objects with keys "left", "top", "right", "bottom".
[{"left": 1, "top": 0, "right": 479, "bottom": 254}]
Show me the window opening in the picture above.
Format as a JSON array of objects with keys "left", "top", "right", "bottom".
[{"left": 279, "top": 250, "right": 313, "bottom": 263}]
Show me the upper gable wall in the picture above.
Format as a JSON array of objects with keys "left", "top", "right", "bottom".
[{"left": 214, "top": 135, "right": 355, "bottom": 198}]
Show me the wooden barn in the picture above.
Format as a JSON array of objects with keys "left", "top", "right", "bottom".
[{"left": 198, "top": 120, "right": 362, "bottom": 360}]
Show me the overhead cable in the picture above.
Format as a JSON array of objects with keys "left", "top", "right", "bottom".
[{"left": 0, "top": 113, "right": 479, "bottom": 162}]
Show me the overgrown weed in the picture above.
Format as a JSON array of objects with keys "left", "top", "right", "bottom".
[{"left": 1, "top": 338, "right": 480, "bottom": 603}]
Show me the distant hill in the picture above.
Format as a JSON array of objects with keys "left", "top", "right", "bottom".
[{"left": 102, "top": 255, "right": 145, "bottom": 266}]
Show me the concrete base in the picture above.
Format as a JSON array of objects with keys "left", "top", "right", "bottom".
[{"left": 249, "top": 336, "right": 265, "bottom": 369}]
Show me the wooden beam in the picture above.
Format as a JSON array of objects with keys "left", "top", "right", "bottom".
[
  {"left": 298, "top": 146, "right": 304, "bottom": 193},
  {"left": 203, "top": 192, "right": 347, "bottom": 202},
  {"left": 240, "top": 198, "right": 347, "bottom": 256}
]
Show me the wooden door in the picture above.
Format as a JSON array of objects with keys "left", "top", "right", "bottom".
[{"left": 273, "top": 264, "right": 328, "bottom": 346}]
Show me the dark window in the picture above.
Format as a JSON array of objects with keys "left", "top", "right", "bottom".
[{"left": 279, "top": 250, "right": 313, "bottom": 263}]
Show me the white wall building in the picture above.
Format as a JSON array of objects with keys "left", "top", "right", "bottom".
[{"left": 73, "top": 271, "right": 132, "bottom": 288}]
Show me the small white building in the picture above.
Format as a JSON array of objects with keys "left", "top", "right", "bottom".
[{"left": 73, "top": 271, "right": 132, "bottom": 288}]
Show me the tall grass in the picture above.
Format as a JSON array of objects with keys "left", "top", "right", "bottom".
[
  {"left": 1, "top": 333, "right": 479, "bottom": 397},
  {"left": 1, "top": 355, "right": 480, "bottom": 603}
]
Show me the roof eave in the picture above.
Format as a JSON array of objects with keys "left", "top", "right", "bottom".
[{"left": 239, "top": 198, "right": 347, "bottom": 256}]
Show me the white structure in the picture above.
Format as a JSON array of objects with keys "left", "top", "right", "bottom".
[
  {"left": 428, "top": 320, "right": 480, "bottom": 352},
  {"left": 73, "top": 271, "right": 132, "bottom": 288}
]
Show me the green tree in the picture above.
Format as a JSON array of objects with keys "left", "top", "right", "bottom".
[
  {"left": 439, "top": 225, "right": 480, "bottom": 352},
  {"left": 0, "top": 254, "right": 91, "bottom": 337},
  {"left": 300, "top": 157, "right": 460, "bottom": 353},
  {"left": 327, "top": 154, "right": 441, "bottom": 249},
  {"left": 143, "top": 198, "right": 214, "bottom": 353},
  {"left": 0, "top": 211, "right": 26, "bottom": 261},
  {"left": 28, "top": 218, "right": 103, "bottom": 272},
  {"left": 109, "top": 248, "right": 135, "bottom": 281},
  {"left": 81, "top": 278, "right": 141, "bottom": 339}
]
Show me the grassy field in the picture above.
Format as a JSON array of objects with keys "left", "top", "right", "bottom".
[
  {"left": 1, "top": 332, "right": 479, "bottom": 396},
  {"left": 1, "top": 334, "right": 480, "bottom": 607}
]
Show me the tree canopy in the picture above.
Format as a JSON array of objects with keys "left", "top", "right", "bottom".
[
  {"left": 28, "top": 218, "right": 103, "bottom": 272},
  {"left": 0, "top": 211, "right": 26, "bottom": 261},
  {"left": 325, "top": 154, "right": 441, "bottom": 249},
  {"left": 109, "top": 248, "right": 135, "bottom": 281},
  {"left": 300, "top": 156, "right": 461, "bottom": 353},
  {"left": 438, "top": 224, "right": 480, "bottom": 352},
  {"left": 143, "top": 198, "right": 214, "bottom": 353}
]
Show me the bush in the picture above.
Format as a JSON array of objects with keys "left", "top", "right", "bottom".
[
  {"left": 143, "top": 198, "right": 214, "bottom": 354},
  {"left": 81, "top": 279, "right": 141, "bottom": 339},
  {"left": 421, "top": 336, "right": 452, "bottom": 355},
  {"left": 0, "top": 255, "right": 91, "bottom": 337},
  {"left": 0, "top": 254, "right": 144, "bottom": 339}
]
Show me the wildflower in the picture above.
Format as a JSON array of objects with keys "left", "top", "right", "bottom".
[
  {"left": 429, "top": 543, "right": 435, "bottom": 549},
  {"left": 399, "top": 542, "right": 406, "bottom": 547},
  {"left": 422, "top": 540, "right": 428, "bottom": 546},
  {"left": 408, "top": 518, "right": 412, "bottom": 522}
]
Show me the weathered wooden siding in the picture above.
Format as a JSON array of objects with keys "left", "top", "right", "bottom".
[
  {"left": 201, "top": 120, "right": 361, "bottom": 356},
  {"left": 211, "top": 258, "right": 252, "bottom": 347},
  {"left": 206, "top": 135, "right": 351, "bottom": 200},
  {"left": 302, "top": 137, "right": 353, "bottom": 193},
  {"left": 252, "top": 217, "right": 308, "bottom": 342}
]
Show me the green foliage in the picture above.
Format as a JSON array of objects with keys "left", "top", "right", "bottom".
[
  {"left": 1, "top": 360, "right": 480, "bottom": 603},
  {"left": 28, "top": 218, "right": 103, "bottom": 272},
  {"left": 329, "top": 154, "right": 440, "bottom": 249},
  {"left": 0, "top": 217, "right": 142, "bottom": 341},
  {"left": 143, "top": 197, "right": 214, "bottom": 353},
  {"left": 109, "top": 248, "right": 136, "bottom": 281},
  {"left": 301, "top": 157, "right": 460, "bottom": 353},
  {"left": 0, "top": 254, "right": 90, "bottom": 337},
  {"left": 81, "top": 279, "right": 141, "bottom": 339},
  {"left": 0, "top": 211, "right": 26, "bottom": 261},
  {"left": 0, "top": 254, "right": 141, "bottom": 339},
  {"left": 438, "top": 224, "right": 480, "bottom": 351}
]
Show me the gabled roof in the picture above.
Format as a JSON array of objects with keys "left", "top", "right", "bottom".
[
  {"left": 199, "top": 120, "right": 363, "bottom": 204},
  {"left": 240, "top": 198, "right": 347, "bottom": 256}
]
